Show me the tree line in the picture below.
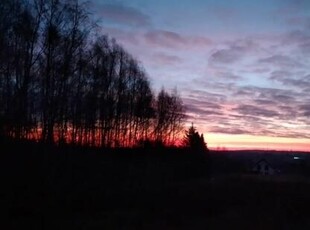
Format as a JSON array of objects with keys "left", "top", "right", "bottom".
[{"left": 0, "top": 0, "right": 185, "bottom": 147}]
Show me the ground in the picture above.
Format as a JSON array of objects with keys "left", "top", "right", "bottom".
[{"left": 2, "top": 139, "right": 310, "bottom": 229}]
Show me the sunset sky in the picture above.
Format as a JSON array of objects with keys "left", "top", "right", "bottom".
[{"left": 91, "top": 0, "right": 310, "bottom": 151}]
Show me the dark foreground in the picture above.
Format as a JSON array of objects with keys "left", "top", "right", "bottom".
[{"left": 2, "top": 139, "right": 310, "bottom": 229}]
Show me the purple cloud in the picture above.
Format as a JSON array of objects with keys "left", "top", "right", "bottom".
[
  {"left": 186, "top": 89, "right": 227, "bottom": 103},
  {"left": 209, "top": 48, "right": 243, "bottom": 64},
  {"left": 251, "top": 68, "right": 271, "bottom": 73},
  {"left": 300, "top": 42, "right": 310, "bottom": 54},
  {"left": 259, "top": 55, "right": 304, "bottom": 68},
  {"left": 234, "top": 86, "right": 300, "bottom": 104},
  {"left": 281, "top": 30, "right": 310, "bottom": 45},
  {"left": 233, "top": 104, "right": 279, "bottom": 117},
  {"left": 254, "top": 99, "right": 277, "bottom": 106},
  {"left": 97, "top": 4, "right": 151, "bottom": 27},
  {"left": 208, "top": 126, "right": 250, "bottom": 135},
  {"left": 145, "top": 30, "right": 187, "bottom": 48},
  {"left": 190, "top": 37, "right": 213, "bottom": 47},
  {"left": 183, "top": 98, "right": 222, "bottom": 110},
  {"left": 182, "top": 93, "right": 227, "bottom": 121},
  {"left": 269, "top": 70, "right": 292, "bottom": 79},
  {"left": 270, "top": 71, "right": 310, "bottom": 89},
  {"left": 144, "top": 30, "right": 212, "bottom": 49},
  {"left": 215, "top": 71, "right": 243, "bottom": 81},
  {"left": 209, "top": 39, "right": 258, "bottom": 65},
  {"left": 186, "top": 106, "right": 223, "bottom": 117},
  {"left": 152, "top": 53, "right": 183, "bottom": 66},
  {"left": 183, "top": 81, "right": 309, "bottom": 138},
  {"left": 299, "top": 104, "right": 310, "bottom": 117}
]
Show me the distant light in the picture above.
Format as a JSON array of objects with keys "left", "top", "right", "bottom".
[{"left": 294, "top": 156, "right": 300, "bottom": 160}]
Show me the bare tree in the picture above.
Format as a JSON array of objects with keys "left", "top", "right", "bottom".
[
  {"left": 0, "top": 0, "right": 186, "bottom": 148},
  {"left": 154, "top": 88, "right": 185, "bottom": 145}
]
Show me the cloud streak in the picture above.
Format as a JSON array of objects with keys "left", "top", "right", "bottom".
[
  {"left": 259, "top": 55, "right": 304, "bottom": 69},
  {"left": 233, "top": 104, "right": 279, "bottom": 117},
  {"left": 97, "top": 4, "right": 151, "bottom": 27},
  {"left": 144, "top": 30, "right": 212, "bottom": 49},
  {"left": 152, "top": 52, "right": 183, "bottom": 65},
  {"left": 145, "top": 30, "right": 187, "bottom": 48}
]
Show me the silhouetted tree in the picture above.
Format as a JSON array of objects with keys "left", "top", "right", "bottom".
[
  {"left": 154, "top": 88, "right": 185, "bottom": 145},
  {"left": 183, "top": 123, "right": 208, "bottom": 152},
  {"left": 0, "top": 0, "right": 186, "bottom": 148}
]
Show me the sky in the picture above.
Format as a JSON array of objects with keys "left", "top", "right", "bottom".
[{"left": 90, "top": 0, "right": 310, "bottom": 151}]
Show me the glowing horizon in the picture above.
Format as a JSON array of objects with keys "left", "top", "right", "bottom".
[{"left": 204, "top": 133, "right": 310, "bottom": 151}]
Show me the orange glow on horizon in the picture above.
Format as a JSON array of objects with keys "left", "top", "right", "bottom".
[
  {"left": 9, "top": 126, "right": 310, "bottom": 152},
  {"left": 205, "top": 133, "right": 310, "bottom": 152}
]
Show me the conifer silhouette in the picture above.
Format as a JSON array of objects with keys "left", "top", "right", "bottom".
[{"left": 183, "top": 123, "right": 208, "bottom": 152}]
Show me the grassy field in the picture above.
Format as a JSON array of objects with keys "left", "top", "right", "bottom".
[{"left": 2, "top": 139, "right": 310, "bottom": 229}]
